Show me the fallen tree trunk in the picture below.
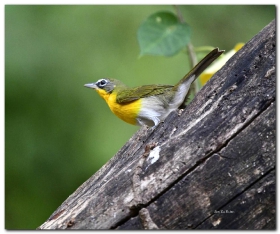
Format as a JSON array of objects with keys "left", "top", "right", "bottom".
[{"left": 39, "top": 19, "right": 275, "bottom": 230}]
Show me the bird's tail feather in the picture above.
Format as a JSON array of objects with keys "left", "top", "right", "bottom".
[{"left": 175, "top": 47, "right": 224, "bottom": 89}]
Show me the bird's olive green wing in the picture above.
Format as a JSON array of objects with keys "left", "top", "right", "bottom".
[{"left": 116, "top": 84, "right": 174, "bottom": 103}]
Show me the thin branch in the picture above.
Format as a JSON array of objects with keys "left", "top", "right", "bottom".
[{"left": 173, "top": 5, "right": 199, "bottom": 94}]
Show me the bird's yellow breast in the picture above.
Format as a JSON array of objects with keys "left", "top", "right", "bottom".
[{"left": 95, "top": 89, "right": 142, "bottom": 125}]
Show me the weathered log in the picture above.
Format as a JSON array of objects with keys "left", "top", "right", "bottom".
[{"left": 38, "top": 19, "right": 275, "bottom": 230}]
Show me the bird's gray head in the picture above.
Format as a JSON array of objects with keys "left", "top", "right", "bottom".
[{"left": 84, "top": 78, "right": 121, "bottom": 93}]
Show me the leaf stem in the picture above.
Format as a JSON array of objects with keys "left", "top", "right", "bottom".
[
  {"left": 173, "top": 5, "right": 199, "bottom": 94},
  {"left": 173, "top": 5, "right": 184, "bottom": 23}
]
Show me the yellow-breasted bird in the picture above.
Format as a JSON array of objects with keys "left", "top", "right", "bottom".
[{"left": 84, "top": 48, "right": 224, "bottom": 127}]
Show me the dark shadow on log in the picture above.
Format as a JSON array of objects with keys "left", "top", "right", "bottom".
[{"left": 38, "top": 19, "right": 275, "bottom": 230}]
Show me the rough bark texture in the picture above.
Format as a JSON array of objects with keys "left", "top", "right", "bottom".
[{"left": 38, "top": 19, "right": 275, "bottom": 230}]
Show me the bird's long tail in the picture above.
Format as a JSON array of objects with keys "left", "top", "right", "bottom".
[
  {"left": 174, "top": 47, "right": 224, "bottom": 89},
  {"left": 169, "top": 48, "right": 224, "bottom": 109}
]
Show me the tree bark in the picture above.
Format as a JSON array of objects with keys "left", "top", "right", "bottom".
[{"left": 38, "top": 19, "right": 275, "bottom": 230}]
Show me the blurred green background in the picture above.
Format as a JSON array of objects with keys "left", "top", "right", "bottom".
[{"left": 5, "top": 5, "right": 275, "bottom": 229}]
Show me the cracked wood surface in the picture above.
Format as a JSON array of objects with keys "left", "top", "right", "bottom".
[{"left": 38, "top": 19, "right": 275, "bottom": 230}]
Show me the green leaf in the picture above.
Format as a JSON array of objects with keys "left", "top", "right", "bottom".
[{"left": 137, "top": 11, "right": 191, "bottom": 57}]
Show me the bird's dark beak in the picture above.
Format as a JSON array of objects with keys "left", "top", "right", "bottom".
[{"left": 84, "top": 83, "right": 97, "bottom": 89}]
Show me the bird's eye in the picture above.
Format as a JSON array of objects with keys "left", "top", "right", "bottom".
[{"left": 98, "top": 79, "right": 107, "bottom": 87}]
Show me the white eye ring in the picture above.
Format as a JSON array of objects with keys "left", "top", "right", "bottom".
[{"left": 97, "top": 79, "right": 107, "bottom": 87}]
